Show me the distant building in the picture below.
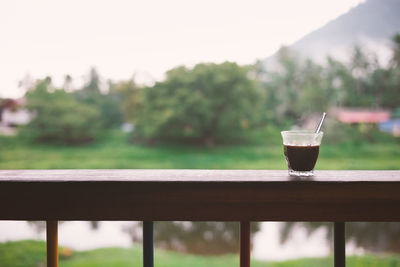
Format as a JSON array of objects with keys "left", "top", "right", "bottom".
[
  {"left": 301, "top": 108, "right": 399, "bottom": 136},
  {"left": 0, "top": 98, "right": 32, "bottom": 135},
  {"left": 379, "top": 119, "right": 400, "bottom": 137},
  {"left": 334, "top": 108, "right": 390, "bottom": 124},
  {"left": 331, "top": 108, "right": 400, "bottom": 137}
]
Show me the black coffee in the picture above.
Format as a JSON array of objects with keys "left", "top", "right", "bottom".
[{"left": 284, "top": 145, "right": 319, "bottom": 171}]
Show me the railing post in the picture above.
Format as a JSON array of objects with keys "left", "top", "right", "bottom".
[
  {"left": 334, "top": 222, "right": 345, "bottom": 267},
  {"left": 240, "top": 221, "right": 251, "bottom": 267},
  {"left": 143, "top": 221, "right": 154, "bottom": 267},
  {"left": 46, "top": 220, "right": 58, "bottom": 267}
]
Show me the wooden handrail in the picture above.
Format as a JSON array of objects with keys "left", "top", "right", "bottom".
[
  {"left": 0, "top": 170, "right": 400, "bottom": 221},
  {"left": 1, "top": 169, "right": 399, "bottom": 267}
]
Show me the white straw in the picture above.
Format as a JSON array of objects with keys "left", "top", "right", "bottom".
[{"left": 315, "top": 112, "right": 327, "bottom": 133}]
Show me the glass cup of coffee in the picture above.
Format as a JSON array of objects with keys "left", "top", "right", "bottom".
[{"left": 281, "top": 130, "right": 323, "bottom": 176}]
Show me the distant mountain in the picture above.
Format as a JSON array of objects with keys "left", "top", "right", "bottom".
[{"left": 268, "top": 0, "right": 400, "bottom": 64}]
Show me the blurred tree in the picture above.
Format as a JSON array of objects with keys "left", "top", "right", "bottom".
[
  {"left": 272, "top": 46, "right": 303, "bottom": 122},
  {"left": 111, "top": 78, "right": 142, "bottom": 123},
  {"left": 325, "top": 56, "right": 354, "bottom": 107},
  {"left": 370, "top": 67, "right": 392, "bottom": 108},
  {"left": 63, "top": 74, "right": 73, "bottom": 92},
  {"left": 345, "top": 45, "right": 378, "bottom": 107},
  {"left": 390, "top": 33, "right": 400, "bottom": 68},
  {"left": 348, "top": 36, "right": 400, "bottom": 109},
  {"left": 296, "top": 59, "right": 334, "bottom": 116},
  {"left": 281, "top": 222, "right": 400, "bottom": 253},
  {"left": 82, "top": 67, "right": 102, "bottom": 95},
  {"left": 384, "top": 33, "right": 400, "bottom": 109},
  {"left": 18, "top": 73, "right": 34, "bottom": 94},
  {"left": 125, "top": 221, "right": 259, "bottom": 255},
  {"left": 76, "top": 68, "right": 124, "bottom": 129},
  {"left": 132, "top": 62, "right": 263, "bottom": 145},
  {"left": 258, "top": 47, "right": 333, "bottom": 125},
  {"left": 94, "top": 92, "right": 125, "bottom": 129},
  {"left": 22, "top": 78, "right": 100, "bottom": 144},
  {"left": 258, "top": 44, "right": 399, "bottom": 124}
]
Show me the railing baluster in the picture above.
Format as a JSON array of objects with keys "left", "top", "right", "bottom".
[
  {"left": 240, "top": 221, "right": 251, "bottom": 267},
  {"left": 143, "top": 221, "right": 154, "bottom": 267},
  {"left": 46, "top": 220, "right": 58, "bottom": 267},
  {"left": 334, "top": 222, "right": 345, "bottom": 267}
]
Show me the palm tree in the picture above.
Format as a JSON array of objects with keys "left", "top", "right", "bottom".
[{"left": 390, "top": 33, "right": 400, "bottom": 67}]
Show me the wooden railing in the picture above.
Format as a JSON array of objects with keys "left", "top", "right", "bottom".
[{"left": 1, "top": 170, "right": 400, "bottom": 267}]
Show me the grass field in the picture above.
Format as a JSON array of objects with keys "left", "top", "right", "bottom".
[
  {"left": 1, "top": 240, "right": 400, "bottom": 267},
  {"left": 0, "top": 129, "right": 399, "bottom": 170}
]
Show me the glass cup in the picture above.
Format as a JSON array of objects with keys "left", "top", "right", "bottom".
[{"left": 281, "top": 130, "right": 323, "bottom": 177}]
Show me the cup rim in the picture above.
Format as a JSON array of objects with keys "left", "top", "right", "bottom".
[{"left": 281, "top": 130, "right": 323, "bottom": 135}]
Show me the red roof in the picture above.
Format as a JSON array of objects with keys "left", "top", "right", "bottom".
[{"left": 336, "top": 109, "right": 390, "bottom": 123}]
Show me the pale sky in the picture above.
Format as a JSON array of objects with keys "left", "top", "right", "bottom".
[{"left": 0, "top": 0, "right": 365, "bottom": 98}]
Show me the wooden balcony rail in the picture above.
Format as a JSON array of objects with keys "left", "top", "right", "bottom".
[{"left": 1, "top": 170, "right": 400, "bottom": 267}]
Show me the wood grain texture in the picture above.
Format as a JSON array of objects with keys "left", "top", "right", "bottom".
[
  {"left": 240, "top": 221, "right": 251, "bottom": 267},
  {"left": 0, "top": 170, "right": 399, "bottom": 221},
  {"left": 46, "top": 221, "right": 58, "bottom": 267},
  {"left": 334, "top": 222, "right": 345, "bottom": 267}
]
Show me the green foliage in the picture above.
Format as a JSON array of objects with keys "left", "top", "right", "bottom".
[
  {"left": 22, "top": 78, "right": 100, "bottom": 144},
  {"left": 93, "top": 93, "right": 124, "bottom": 129},
  {"left": 19, "top": 34, "right": 400, "bottom": 146},
  {"left": 76, "top": 68, "right": 124, "bottom": 129},
  {"left": 260, "top": 47, "right": 337, "bottom": 124},
  {"left": 132, "top": 62, "right": 263, "bottom": 145},
  {"left": 256, "top": 35, "right": 400, "bottom": 127},
  {"left": 111, "top": 79, "right": 141, "bottom": 123},
  {"left": 336, "top": 43, "right": 400, "bottom": 109},
  {"left": 21, "top": 68, "right": 126, "bottom": 144},
  {"left": 390, "top": 33, "right": 400, "bottom": 68}
]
